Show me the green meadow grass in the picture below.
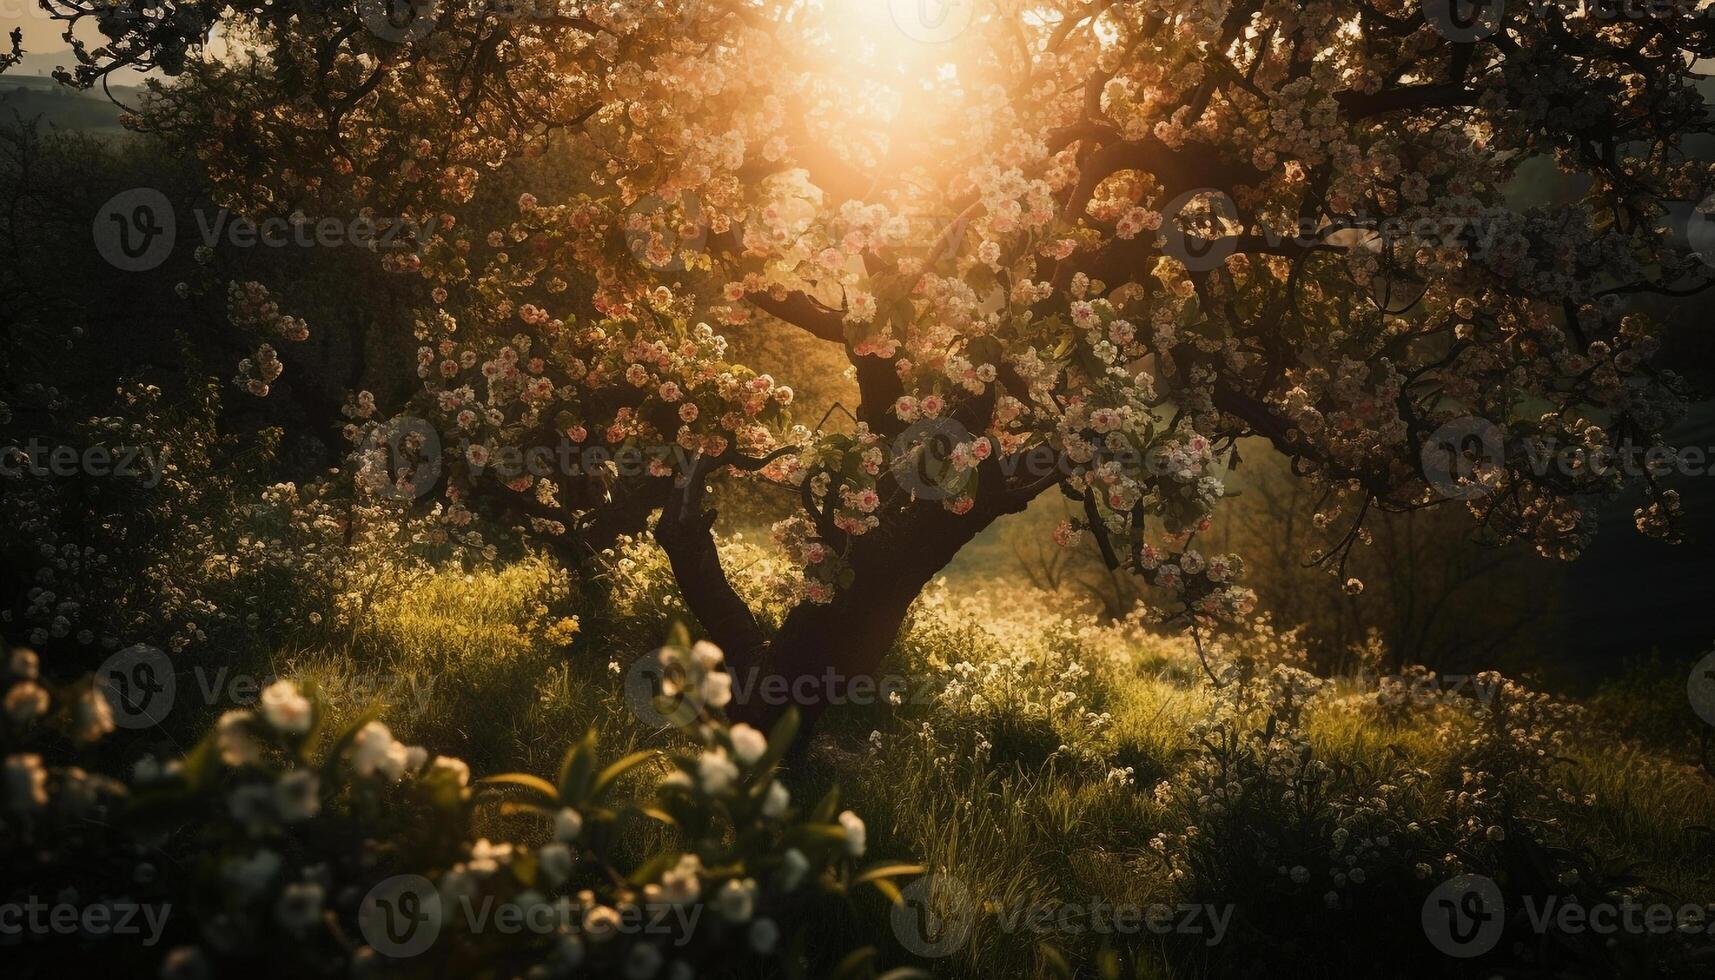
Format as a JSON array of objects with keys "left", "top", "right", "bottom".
[{"left": 268, "top": 554, "right": 1715, "bottom": 978}]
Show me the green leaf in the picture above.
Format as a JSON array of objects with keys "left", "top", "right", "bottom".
[
  {"left": 1096, "top": 944, "right": 1122, "bottom": 980},
  {"left": 557, "top": 728, "right": 599, "bottom": 803},
  {"left": 667, "top": 622, "right": 692, "bottom": 650},
  {"left": 790, "top": 824, "right": 849, "bottom": 847},
  {"left": 1039, "top": 943, "right": 1073, "bottom": 979},
  {"left": 477, "top": 773, "right": 559, "bottom": 801},
  {"left": 811, "top": 786, "right": 841, "bottom": 823},
  {"left": 751, "top": 706, "right": 800, "bottom": 778},
  {"left": 867, "top": 877, "right": 905, "bottom": 906},
  {"left": 592, "top": 750, "right": 660, "bottom": 801},
  {"left": 628, "top": 850, "right": 681, "bottom": 887},
  {"left": 177, "top": 730, "right": 220, "bottom": 792},
  {"left": 855, "top": 863, "right": 926, "bottom": 884}
]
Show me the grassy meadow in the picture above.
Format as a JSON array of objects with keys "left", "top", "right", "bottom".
[{"left": 226, "top": 535, "right": 1715, "bottom": 979}]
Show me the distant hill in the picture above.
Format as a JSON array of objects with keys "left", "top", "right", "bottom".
[{"left": 0, "top": 72, "right": 147, "bottom": 132}]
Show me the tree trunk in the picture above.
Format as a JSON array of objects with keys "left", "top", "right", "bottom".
[{"left": 723, "top": 496, "right": 1023, "bottom": 734}]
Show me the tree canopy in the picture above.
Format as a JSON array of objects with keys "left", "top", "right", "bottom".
[{"left": 34, "top": 0, "right": 1715, "bottom": 724}]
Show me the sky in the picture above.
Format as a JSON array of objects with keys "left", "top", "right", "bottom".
[{"left": 4, "top": 4, "right": 159, "bottom": 79}]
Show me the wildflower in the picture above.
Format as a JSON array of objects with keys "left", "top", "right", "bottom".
[
  {"left": 228, "top": 784, "right": 275, "bottom": 835},
  {"left": 729, "top": 723, "right": 766, "bottom": 765},
  {"left": 222, "top": 849, "right": 282, "bottom": 902},
  {"left": 5, "top": 753, "right": 48, "bottom": 811},
  {"left": 538, "top": 843, "right": 573, "bottom": 886},
  {"left": 468, "top": 839, "right": 513, "bottom": 873},
  {"left": 761, "top": 780, "right": 790, "bottom": 819},
  {"left": 838, "top": 810, "right": 866, "bottom": 857},
  {"left": 216, "top": 711, "right": 262, "bottom": 766},
  {"left": 748, "top": 917, "right": 780, "bottom": 954},
  {"left": 274, "top": 770, "right": 320, "bottom": 822},
  {"left": 8, "top": 647, "right": 38, "bottom": 680},
  {"left": 275, "top": 882, "right": 324, "bottom": 933},
  {"left": 661, "top": 642, "right": 732, "bottom": 710},
  {"left": 259, "top": 679, "right": 312, "bottom": 734},
  {"left": 717, "top": 878, "right": 758, "bottom": 922},
  {"left": 555, "top": 807, "right": 585, "bottom": 842},
  {"left": 625, "top": 943, "right": 663, "bottom": 979},
  {"left": 351, "top": 721, "right": 408, "bottom": 780},
  {"left": 4, "top": 681, "right": 49, "bottom": 725},
  {"left": 778, "top": 848, "right": 810, "bottom": 891},
  {"left": 583, "top": 905, "right": 622, "bottom": 942},
  {"left": 160, "top": 947, "right": 209, "bottom": 980},
  {"left": 72, "top": 687, "right": 115, "bottom": 743},
  {"left": 697, "top": 749, "right": 739, "bottom": 794},
  {"left": 660, "top": 854, "right": 702, "bottom": 904},
  {"left": 430, "top": 755, "right": 471, "bottom": 786}
]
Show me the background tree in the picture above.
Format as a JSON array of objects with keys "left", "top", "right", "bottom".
[{"left": 27, "top": 0, "right": 1715, "bottom": 729}]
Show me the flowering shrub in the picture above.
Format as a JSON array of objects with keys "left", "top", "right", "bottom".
[
  {"left": 889, "top": 583, "right": 1121, "bottom": 770},
  {"left": 1147, "top": 663, "right": 1420, "bottom": 910},
  {"left": 0, "top": 380, "right": 461, "bottom": 663},
  {"left": 1, "top": 632, "right": 922, "bottom": 979}
]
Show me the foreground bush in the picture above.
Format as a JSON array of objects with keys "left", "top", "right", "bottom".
[{"left": 0, "top": 632, "right": 922, "bottom": 979}]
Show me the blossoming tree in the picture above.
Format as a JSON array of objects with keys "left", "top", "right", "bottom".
[{"left": 39, "top": 0, "right": 1714, "bottom": 726}]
